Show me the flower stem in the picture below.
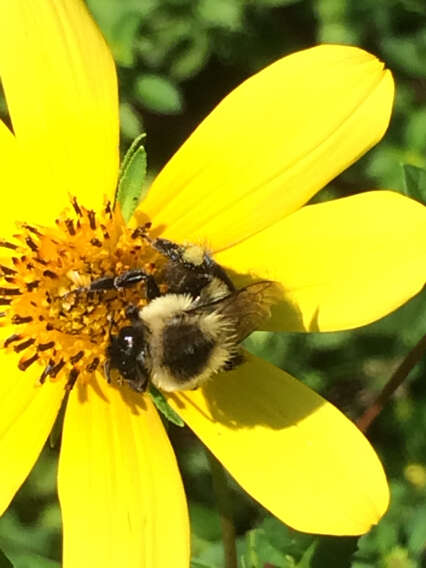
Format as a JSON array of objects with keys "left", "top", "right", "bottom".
[
  {"left": 357, "top": 333, "right": 426, "bottom": 433},
  {"left": 206, "top": 449, "right": 238, "bottom": 568}
]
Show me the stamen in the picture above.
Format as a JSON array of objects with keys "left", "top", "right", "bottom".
[
  {"left": 49, "top": 359, "right": 65, "bottom": 378},
  {"left": 25, "top": 236, "right": 38, "bottom": 252},
  {"left": 0, "top": 265, "right": 16, "bottom": 275},
  {"left": 19, "top": 353, "right": 39, "bottom": 371},
  {"left": 4, "top": 334, "right": 22, "bottom": 347},
  {"left": 65, "top": 219, "right": 76, "bottom": 236},
  {"left": 86, "top": 357, "right": 100, "bottom": 372},
  {"left": 0, "top": 241, "right": 18, "bottom": 250},
  {"left": 38, "top": 341, "right": 55, "bottom": 352},
  {"left": 70, "top": 350, "right": 84, "bottom": 364},
  {"left": 0, "top": 287, "right": 21, "bottom": 296},
  {"left": 88, "top": 210, "right": 96, "bottom": 230},
  {"left": 43, "top": 270, "right": 58, "bottom": 279},
  {"left": 40, "top": 362, "right": 54, "bottom": 384},
  {"left": 26, "top": 281, "right": 40, "bottom": 291},
  {"left": 66, "top": 368, "right": 79, "bottom": 390},
  {"left": 72, "top": 197, "right": 82, "bottom": 217},
  {"left": 23, "top": 224, "right": 42, "bottom": 237},
  {"left": 12, "top": 315, "right": 33, "bottom": 324},
  {"left": 14, "top": 338, "right": 36, "bottom": 352}
]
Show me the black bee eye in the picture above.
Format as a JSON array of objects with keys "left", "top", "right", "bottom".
[
  {"left": 119, "top": 332, "right": 137, "bottom": 356},
  {"left": 108, "top": 326, "right": 144, "bottom": 358},
  {"left": 107, "top": 326, "right": 149, "bottom": 391}
]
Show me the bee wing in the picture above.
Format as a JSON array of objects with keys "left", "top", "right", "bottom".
[{"left": 191, "top": 281, "right": 279, "bottom": 343}]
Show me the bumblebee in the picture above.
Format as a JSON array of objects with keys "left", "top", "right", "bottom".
[{"left": 87, "top": 238, "right": 276, "bottom": 392}]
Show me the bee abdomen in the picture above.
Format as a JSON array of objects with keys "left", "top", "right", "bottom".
[{"left": 161, "top": 322, "right": 215, "bottom": 380}]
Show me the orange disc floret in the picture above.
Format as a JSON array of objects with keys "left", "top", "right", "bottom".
[{"left": 0, "top": 198, "right": 166, "bottom": 391}]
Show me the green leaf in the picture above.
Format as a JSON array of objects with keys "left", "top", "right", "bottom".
[
  {"left": 382, "top": 32, "right": 426, "bottom": 77},
  {"left": 242, "top": 524, "right": 300, "bottom": 568},
  {"left": 190, "top": 502, "right": 222, "bottom": 542},
  {"left": 308, "top": 536, "right": 359, "bottom": 568},
  {"left": 116, "top": 133, "right": 148, "bottom": 222},
  {"left": 0, "top": 549, "right": 13, "bottom": 568},
  {"left": 49, "top": 397, "right": 67, "bottom": 449},
  {"left": 405, "top": 108, "right": 426, "bottom": 152},
  {"left": 120, "top": 102, "right": 143, "bottom": 141},
  {"left": 297, "top": 541, "right": 317, "bottom": 568},
  {"left": 110, "top": 12, "right": 143, "bottom": 67},
  {"left": 252, "top": 0, "right": 303, "bottom": 6},
  {"left": 402, "top": 164, "right": 426, "bottom": 203},
  {"left": 134, "top": 74, "right": 183, "bottom": 115},
  {"left": 149, "top": 385, "right": 184, "bottom": 427},
  {"left": 196, "top": 0, "right": 243, "bottom": 30},
  {"left": 407, "top": 504, "right": 426, "bottom": 555},
  {"left": 244, "top": 530, "right": 260, "bottom": 568},
  {"left": 170, "top": 32, "right": 210, "bottom": 81},
  {"left": 119, "top": 132, "right": 146, "bottom": 177},
  {"left": 86, "top": 1, "right": 155, "bottom": 66}
]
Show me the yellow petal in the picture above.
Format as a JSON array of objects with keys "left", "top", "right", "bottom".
[
  {"left": 216, "top": 191, "right": 426, "bottom": 332},
  {"left": 0, "top": 350, "right": 65, "bottom": 514},
  {"left": 168, "top": 353, "right": 389, "bottom": 535},
  {"left": 0, "top": 0, "right": 119, "bottom": 224},
  {"left": 58, "top": 375, "right": 189, "bottom": 568},
  {"left": 142, "top": 45, "right": 394, "bottom": 251},
  {"left": 0, "top": 121, "right": 20, "bottom": 237}
]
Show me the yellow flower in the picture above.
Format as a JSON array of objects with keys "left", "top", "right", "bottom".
[{"left": 0, "top": 1, "right": 425, "bottom": 567}]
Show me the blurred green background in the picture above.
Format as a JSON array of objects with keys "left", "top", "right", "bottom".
[{"left": 0, "top": 0, "right": 425, "bottom": 567}]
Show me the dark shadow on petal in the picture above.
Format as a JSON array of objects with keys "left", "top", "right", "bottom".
[
  {"left": 309, "top": 307, "right": 321, "bottom": 332},
  {"left": 118, "top": 381, "right": 148, "bottom": 414},
  {"left": 179, "top": 351, "right": 325, "bottom": 430},
  {"left": 78, "top": 372, "right": 148, "bottom": 413},
  {"left": 77, "top": 373, "right": 109, "bottom": 404}
]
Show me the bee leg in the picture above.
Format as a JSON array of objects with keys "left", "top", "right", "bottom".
[
  {"left": 223, "top": 352, "right": 244, "bottom": 371},
  {"left": 114, "top": 269, "right": 148, "bottom": 288},
  {"left": 87, "top": 269, "right": 160, "bottom": 300},
  {"left": 88, "top": 275, "right": 116, "bottom": 291},
  {"left": 60, "top": 275, "right": 116, "bottom": 298},
  {"left": 88, "top": 269, "right": 155, "bottom": 292},
  {"left": 150, "top": 238, "right": 183, "bottom": 263},
  {"left": 130, "top": 362, "right": 149, "bottom": 393},
  {"left": 104, "top": 358, "right": 113, "bottom": 383},
  {"left": 145, "top": 275, "right": 161, "bottom": 300},
  {"left": 114, "top": 269, "right": 161, "bottom": 300}
]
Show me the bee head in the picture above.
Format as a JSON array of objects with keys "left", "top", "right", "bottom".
[{"left": 106, "top": 324, "right": 150, "bottom": 392}]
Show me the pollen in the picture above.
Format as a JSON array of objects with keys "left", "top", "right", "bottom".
[{"left": 0, "top": 198, "right": 166, "bottom": 391}]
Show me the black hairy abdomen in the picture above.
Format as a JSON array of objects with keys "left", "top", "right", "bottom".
[{"left": 162, "top": 322, "right": 214, "bottom": 380}]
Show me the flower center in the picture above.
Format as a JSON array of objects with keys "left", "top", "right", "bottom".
[{"left": 0, "top": 198, "right": 166, "bottom": 391}]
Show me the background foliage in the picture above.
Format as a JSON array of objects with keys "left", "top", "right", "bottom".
[{"left": 0, "top": 0, "right": 425, "bottom": 566}]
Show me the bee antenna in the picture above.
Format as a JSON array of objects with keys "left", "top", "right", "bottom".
[
  {"left": 105, "top": 313, "right": 116, "bottom": 339},
  {"left": 104, "top": 358, "right": 112, "bottom": 384}
]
